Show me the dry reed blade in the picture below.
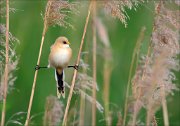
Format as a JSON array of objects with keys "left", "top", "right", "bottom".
[
  {"left": 92, "top": 1, "right": 97, "bottom": 126},
  {"left": 131, "top": 6, "right": 157, "bottom": 126},
  {"left": 24, "top": 1, "right": 52, "bottom": 126},
  {"left": 62, "top": 2, "right": 93, "bottom": 126},
  {"left": 161, "top": 85, "right": 169, "bottom": 126},
  {"left": 103, "top": 59, "right": 113, "bottom": 126},
  {"left": 130, "top": 27, "right": 146, "bottom": 126},
  {"left": 79, "top": 48, "right": 89, "bottom": 125},
  {"left": 95, "top": 16, "right": 113, "bottom": 126},
  {"left": 79, "top": 88, "right": 86, "bottom": 126},
  {"left": 122, "top": 27, "right": 146, "bottom": 126},
  {"left": 1, "top": 0, "right": 9, "bottom": 125}
]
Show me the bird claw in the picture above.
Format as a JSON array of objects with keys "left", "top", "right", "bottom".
[
  {"left": 68, "top": 64, "right": 79, "bottom": 70},
  {"left": 74, "top": 64, "right": 79, "bottom": 70},
  {"left": 35, "top": 65, "right": 40, "bottom": 70}
]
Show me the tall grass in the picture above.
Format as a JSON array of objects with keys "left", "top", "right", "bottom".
[
  {"left": 1, "top": 1, "right": 179, "bottom": 126},
  {"left": 24, "top": 1, "right": 51, "bottom": 125},
  {"left": 1, "top": 0, "right": 9, "bottom": 125},
  {"left": 92, "top": 1, "right": 97, "bottom": 126},
  {"left": 62, "top": 2, "right": 93, "bottom": 125}
]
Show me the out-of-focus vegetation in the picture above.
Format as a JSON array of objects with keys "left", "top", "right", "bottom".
[{"left": 0, "top": 0, "right": 179, "bottom": 126}]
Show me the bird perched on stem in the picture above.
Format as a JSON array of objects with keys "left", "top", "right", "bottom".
[
  {"left": 35, "top": 36, "right": 78, "bottom": 98},
  {"left": 48, "top": 36, "right": 73, "bottom": 98}
]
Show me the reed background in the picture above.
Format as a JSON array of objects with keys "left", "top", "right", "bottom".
[{"left": 0, "top": 1, "right": 179, "bottom": 126}]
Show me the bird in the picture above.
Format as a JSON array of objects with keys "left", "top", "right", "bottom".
[{"left": 48, "top": 36, "right": 72, "bottom": 98}]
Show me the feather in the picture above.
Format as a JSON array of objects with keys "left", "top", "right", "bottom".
[{"left": 55, "top": 70, "right": 65, "bottom": 98}]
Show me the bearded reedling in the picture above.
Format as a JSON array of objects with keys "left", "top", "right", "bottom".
[{"left": 35, "top": 37, "right": 78, "bottom": 98}]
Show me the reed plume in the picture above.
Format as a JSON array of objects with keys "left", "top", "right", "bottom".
[
  {"left": 130, "top": 1, "right": 179, "bottom": 125},
  {"left": 43, "top": 96, "right": 64, "bottom": 126},
  {"left": 102, "top": 0, "right": 144, "bottom": 27}
]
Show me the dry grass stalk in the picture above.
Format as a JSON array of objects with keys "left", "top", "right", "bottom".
[
  {"left": 103, "top": 56, "right": 113, "bottom": 126},
  {"left": 24, "top": 1, "right": 52, "bottom": 125},
  {"left": 161, "top": 84, "right": 169, "bottom": 126},
  {"left": 1, "top": 0, "right": 9, "bottom": 125},
  {"left": 128, "top": 27, "right": 146, "bottom": 126},
  {"left": 62, "top": 2, "right": 93, "bottom": 126},
  {"left": 79, "top": 55, "right": 89, "bottom": 126},
  {"left": 92, "top": 1, "right": 97, "bottom": 126},
  {"left": 123, "top": 27, "right": 146, "bottom": 126},
  {"left": 152, "top": 116, "right": 157, "bottom": 126},
  {"left": 79, "top": 87, "right": 85, "bottom": 126},
  {"left": 116, "top": 112, "right": 123, "bottom": 126},
  {"left": 25, "top": 1, "right": 77, "bottom": 125}
]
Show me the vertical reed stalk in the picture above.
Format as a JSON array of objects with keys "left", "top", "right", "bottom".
[
  {"left": 79, "top": 86, "right": 85, "bottom": 126},
  {"left": 123, "top": 27, "right": 145, "bottom": 126},
  {"left": 79, "top": 44, "right": 89, "bottom": 126},
  {"left": 103, "top": 61, "right": 112, "bottom": 126},
  {"left": 92, "top": 1, "right": 97, "bottom": 126},
  {"left": 24, "top": 1, "right": 52, "bottom": 126},
  {"left": 130, "top": 27, "right": 146, "bottom": 126},
  {"left": 62, "top": 2, "right": 93, "bottom": 126},
  {"left": 1, "top": 0, "right": 9, "bottom": 125},
  {"left": 161, "top": 85, "right": 169, "bottom": 126}
]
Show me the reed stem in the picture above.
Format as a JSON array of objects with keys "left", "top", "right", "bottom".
[
  {"left": 92, "top": 1, "right": 97, "bottom": 126},
  {"left": 62, "top": 2, "right": 93, "bottom": 126},
  {"left": 1, "top": 0, "right": 9, "bottom": 125},
  {"left": 79, "top": 38, "right": 89, "bottom": 126},
  {"left": 24, "top": 1, "right": 52, "bottom": 125},
  {"left": 131, "top": 27, "right": 146, "bottom": 126},
  {"left": 161, "top": 85, "right": 169, "bottom": 126}
]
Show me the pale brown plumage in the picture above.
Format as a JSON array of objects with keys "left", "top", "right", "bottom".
[{"left": 48, "top": 36, "right": 72, "bottom": 98}]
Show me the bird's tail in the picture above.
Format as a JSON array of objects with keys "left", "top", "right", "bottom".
[{"left": 55, "top": 70, "right": 65, "bottom": 99}]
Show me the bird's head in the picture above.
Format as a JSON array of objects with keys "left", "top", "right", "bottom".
[{"left": 55, "top": 36, "right": 70, "bottom": 48}]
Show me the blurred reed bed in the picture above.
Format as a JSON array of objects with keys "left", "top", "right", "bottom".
[
  {"left": 127, "top": 1, "right": 180, "bottom": 126},
  {"left": 0, "top": 0, "right": 179, "bottom": 126},
  {"left": 92, "top": 2, "right": 97, "bottom": 126},
  {"left": 123, "top": 26, "right": 146, "bottom": 126},
  {"left": 0, "top": 0, "right": 19, "bottom": 126},
  {"left": 62, "top": 2, "right": 93, "bottom": 125},
  {"left": 95, "top": 17, "right": 113, "bottom": 126}
]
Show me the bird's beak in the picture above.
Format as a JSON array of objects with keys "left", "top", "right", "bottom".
[{"left": 67, "top": 41, "right": 70, "bottom": 45}]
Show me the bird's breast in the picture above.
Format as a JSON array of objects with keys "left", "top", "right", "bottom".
[{"left": 49, "top": 47, "right": 72, "bottom": 68}]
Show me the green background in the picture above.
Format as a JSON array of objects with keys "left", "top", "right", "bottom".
[{"left": 0, "top": 1, "right": 179, "bottom": 126}]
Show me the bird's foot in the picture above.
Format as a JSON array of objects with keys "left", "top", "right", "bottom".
[
  {"left": 74, "top": 64, "right": 79, "bottom": 70},
  {"left": 35, "top": 65, "right": 48, "bottom": 70},
  {"left": 35, "top": 65, "right": 40, "bottom": 70},
  {"left": 68, "top": 64, "right": 79, "bottom": 70}
]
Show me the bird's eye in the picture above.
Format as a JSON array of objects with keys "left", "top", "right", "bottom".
[{"left": 63, "top": 41, "right": 67, "bottom": 44}]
